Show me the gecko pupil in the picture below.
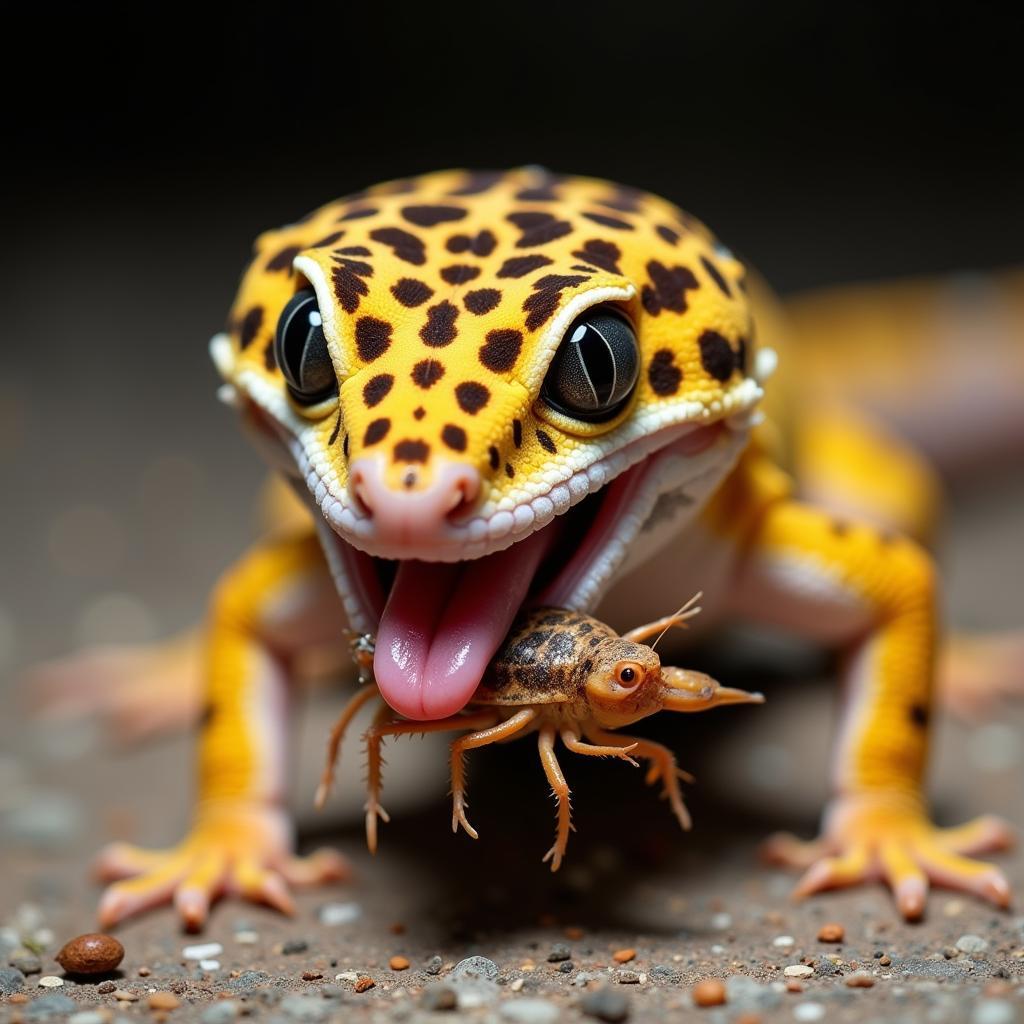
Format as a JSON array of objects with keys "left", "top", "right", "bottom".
[
  {"left": 619, "top": 667, "right": 635, "bottom": 683},
  {"left": 542, "top": 307, "right": 639, "bottom": 421},
  {"left": 275, "top": 289, "right": 338, "bottom": 405}
]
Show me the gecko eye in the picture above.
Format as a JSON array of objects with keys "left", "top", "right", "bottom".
[
  {"left": 541, "top": 307, "right": 639, "bottom": 421},
  {"left": 275, "top": 289, "right": 338, "bottom": 405},
  {"left": 614, "top": 662, "right": 645, "bottom": 689}
]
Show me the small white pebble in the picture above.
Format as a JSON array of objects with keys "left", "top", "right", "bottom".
[
  {"left": 710, "top": 944, "right": 726, "bottom": 954},
  {"left": 638, "top": 973, "right": 647, "bottom": 984},
  {"left": 773, "top": 935, "right": 795, "bottom": 948},
  {"left": 972, "top": 999, "right": 1017, "bottom": 1024},
  {"left": 199, "top": 959, "right": 220, "bottom": 971},
  {"left": 942, "top": 899, "right": 964, "bottom": 917},
  {"left": 38, "top": 976, "right": 64, "bottom": 988},
  {"left": 183, "top": 942, "right": 223, "bottom": 960},
  {"left": 955, "top": 934, "right": 989, "bottom": 954},
  {"left": 710, "top": 912, "right": 733, "bottom": 930},
  {"left": 794, "top": 1002, "right": 826, "bottom": 1022},
  {"left": 784, "top": 965, "right": 814, "bottom": 978},
  {"left": 234, "top": 930, "right": 259, "bottom": 945},
  {"left": 510, "top": 978, "right": 525, "bottom": 992},
  {"left": 335, "top": 971, "right": 360, "bottom": 983},
  {"left": 319, "top": 902, "right": 361, "bottom": 926}
]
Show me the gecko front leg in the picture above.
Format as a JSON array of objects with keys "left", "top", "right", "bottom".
[
  {"left": 95, "top": 531, "right": 350, "bottom": 929},
  {"left": 731, "top": 496, "right": 1014, "bottom": 919}
]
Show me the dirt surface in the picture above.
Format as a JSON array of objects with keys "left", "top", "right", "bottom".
[{"left": 2, "top": 451, "right": 1023, "bottom": 1024}]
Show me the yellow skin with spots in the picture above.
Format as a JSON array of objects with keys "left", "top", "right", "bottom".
[{"left": 87, "top": 169, "right": 1015, "bottom": 929}]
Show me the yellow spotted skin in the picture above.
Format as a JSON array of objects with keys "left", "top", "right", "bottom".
[{"left": 92, "top": 169, "right": 1014, "bottom": 928}]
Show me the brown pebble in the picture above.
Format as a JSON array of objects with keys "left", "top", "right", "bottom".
[
  {"left": 8, "top": 994, "right": 28, "bottom": 1005},
  {"left": 564, "top": 926, "right": 585, "bottom": 940},
  {"left": 97, "top": 981, "right": 117, "bottom": 994},
  {"left": 786, "top": 979, "right": 804, "bottom": 993},
  {"left": 692, "top": 979, "right": 727, "bottom": 1007},
  {"left": 734, "top": 1015, "right": 762, "bottom": 1024},
  {"left": 354, "top": 976, "right": 375, "bottom": 993},
  {"left": 301, "top": 971, "right": 323, "bottom": 981},
  {"left": 817, "top": 923, "right": 845, "bottom": 943},
  {"left": 147, "top": 992, "right": 180, "bottom": 1011},
  {"left": 845, "top": 973, "right": 875, "bottom": 988},
  {"left": 612, "top": 948, "right": 636, "bottom": 964},
  {"left": 389, "top": 956, "right": 410, "bottom": 971},
  {"left": 389, "top": 922, "right": 406, "bottom": 935},
  {"left": 113, "top": 989, "right": 139, "bottom": 1002},
  {"left": 138, "top": 967, "right": 151, "bottom": 977},
  {"left": 55, "top": 934, "right": 125, "bottom": 976},
  {"left": 878, "top": 955, "right": 891, "bottom": 966}
]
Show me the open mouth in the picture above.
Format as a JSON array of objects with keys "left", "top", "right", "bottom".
[{"left": 314, "top": 422, "right": 735, "bottom": 720}]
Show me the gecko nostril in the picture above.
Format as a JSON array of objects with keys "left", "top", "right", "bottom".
[
  {"left": 445, "top": 469, "right": 481, "bottom": 523},
  {"left": 403, "top": 470, "right": 417, "bottom": 489}
]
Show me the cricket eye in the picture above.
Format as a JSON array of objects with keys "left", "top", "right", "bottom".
[{"left": 614, "top": 662, "right": 645, "bottom": 690}]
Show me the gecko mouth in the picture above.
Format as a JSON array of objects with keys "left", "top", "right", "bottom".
[{"left": 319, "top": 423, "right": 731, "bottom": 720}]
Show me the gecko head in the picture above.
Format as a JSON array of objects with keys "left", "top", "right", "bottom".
[{"left": 211, "top": 169, "right": 766, "bottom": 720}]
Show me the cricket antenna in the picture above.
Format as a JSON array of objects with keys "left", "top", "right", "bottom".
[{"left": 651, "top": 591, "right": 703, "bottom": 653}]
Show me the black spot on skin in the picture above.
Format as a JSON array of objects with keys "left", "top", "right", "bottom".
[
  {"left": 597, "top": 187, "right": 643, "bottom": 213},
  {"left": 479, "top": 329, "right": 523, "bottom": 373},
  {"left": 331, "top": 253, "right": 374, "bottom": 313},
  {"left": 338, "top": 206, "right": 378, "bottom": 221},
  {"left": 441, "top": 424, "right": 468, "bottom": 452},
  {"left": 641, "top": 261, "right": 700, "bottom": 316},
  {"left": 420, "top": 301, "right": 460, "bottom": 347},
  {"left": 572, "top": 264, "right": 598, "bottom": 273},
  {"left": 198, "top": 702, "right": 215, "bottom": 730},
  {"left": 507, "top": 211, "right": 573, "bottom": 248},
  {"left": 363, "top": 418, "right": 390, "bottom": 446},
  {"left": 582, "top": 211, "right": 633, "bottom": 230},
  {"left": 512, "top": 419, "right": 523, "bottom": 447},
  {"left": 523, "top": 273, "right": 589, "bottom": 331},
  {"left": 266, "top": 245, "right": 301, "bottom": 273},
  {"left": 343, "top": 433, "right": 350, "bottom": 458},
  {"left": 369, "top": 227, "right": 426, "bottom": 266},
  {"left": 312, "top": 231, "right": 345, "bottom": 248},
  {"left": 328, "top": 409, "right": 343, "bottom": 446},
  {"left": 394, "top": 439, "right": 430, "bottom": 462},
  {"left": 401, "top": 204, "right": 468, "bottom": 227},
  {"left": 412, "top": 359, "right": 445, "bottom": 389},
  {"left": 238, "top": 307, "right": 263, "bottom": 349},
  {"left": 488, "top": 445, "right": 500, "bottom": 470},
  {"left": 464, "top": 288, "right": 502, "bottom": 315},
  {"left": 355, "top": 317, "right": 392, "bottom": 361},
  {"left": 700, "top": 255, "right": 732, "bottom": 297},
  {"left": 536, "top": 430, "right": 557, "bottom": 454},
  {"left": 588, "top": 635, "right": 601, "bottom": 648},
  {"left": 448, "top": 170, "right": 505, "bottom": 196},
  {"left": 910, "top": 703, "right": 930, "bottom": 728},
  {"left": 572, "top": 239, "right": 622, "bottom": 274},
  {"left": 446, "top": 230, "right": 497, "bottom": 256},
  {"left": 263, "top": 341, "right": 277, "bottom": 371},
  {"left": 455, "top": 381, "right": 490, "bottom": 414},
  {"left": 831, "top": 519, "right": 850, "bottom": 537},
  {"left": 440, "top": 264, "right": 481, "bottom": 285},
  {"left": 362, "top": 373, "right": 394, "bottom": 408},
  {"left": 391, "top": 278, "right": 434, "bottom": 307},
  {"left": 656, "top": 225, "right": 681, "bottom": 246},
  {"left": 413, "top": 407, "right": 426, "bottom": 420},
  {"left": 737, "top": 337, "right": 749, "bottom": 374},
  {"left": 698, "top": 329, "right": 738, "bottom": 381},
  {"left": 497, "top": 254, "right": 554, "bottom": 278},
  {"left": 577, "top": 622, "right": 593, "bottom": 634},
  {"left": 516, "top": 184, "right": 558, "bottom": 201},
  {"left": 505, "top": 463, "right": 515, "bottom": 478},
  {"left": 648, "top": 349, "right": 682, "bottom": 395}
]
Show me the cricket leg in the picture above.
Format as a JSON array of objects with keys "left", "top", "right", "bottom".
[
  {"left": 450, "top": 709, "right": 535, "bottom": 838},
  {"left": 538, "top": 726, "right": 573, "bottom": 871},
  {"left": 315, "top": 686, "right": 381, "bottom": 810}
]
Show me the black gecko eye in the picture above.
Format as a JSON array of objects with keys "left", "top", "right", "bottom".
[
  {"left": 275, "top": 289, "right": 338, "bottom": 405},
  {"left": 541, "top": 307, "right": 639, "bottom": 421}
]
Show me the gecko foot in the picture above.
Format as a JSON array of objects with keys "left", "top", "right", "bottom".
[{"left": 762, "top": 793, "right": 1014, "bottom": 920}]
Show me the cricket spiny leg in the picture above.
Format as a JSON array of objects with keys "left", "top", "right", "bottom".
[
  {"left": 561, "top": 729, "right": 639, "bottom": 765},
  {"left": 621, "top": 592, "right": 701, "bottom": 644},
  {"left": 450, "top": 709, "right": 535, "bottom": 839},
  {"left": 538, "top": 726, "right": 573, "bottom": 871},
  {"left": 315, "top": 686, "right": 380, "bottom": 809},
  {"left": 586, "top": 727, "right": 692, "bottom": 831}
]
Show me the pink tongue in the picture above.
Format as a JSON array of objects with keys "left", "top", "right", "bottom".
[{"left": 375, "top": 526, "right": 556, "bottom": 720}]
